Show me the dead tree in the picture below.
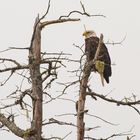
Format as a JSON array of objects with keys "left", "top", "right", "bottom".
[
  {"left": 0, "top": 1, "right": 80, "bottom": 139},
  {"left": 28, "top": 14, "right": 79, "bottom": 140},
  {"left": 0, "top": 1, "right": 139, "bottom": 140},
  {"left": 0, "top": 1, "right": 101, "bottom": 140}
]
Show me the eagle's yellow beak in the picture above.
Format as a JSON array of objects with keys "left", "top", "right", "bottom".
[{"left": 82, "top": 31, "right": 87, "bottom": 37}]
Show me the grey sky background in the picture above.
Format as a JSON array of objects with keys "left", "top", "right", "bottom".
[{"left": 0, "top": 0, "right": 140, "bottom": 140}]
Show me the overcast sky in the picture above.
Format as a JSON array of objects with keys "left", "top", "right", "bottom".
[{"left": 0, "top": 0, "right": 140, "bottom": 140}]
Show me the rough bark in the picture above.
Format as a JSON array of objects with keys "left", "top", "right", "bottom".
[
  {"left": 0, "top": 113, "right": 24, "bottom": 138},
  {"left": 29, "top": 16, "right": 43, "bottom": 140},
  {"left": 77, "top": 64, "right": 92, "bottom": 140}
]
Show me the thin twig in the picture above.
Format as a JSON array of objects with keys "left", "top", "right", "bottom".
[
  {"left": 0, "top": 71, "right": 14, "bottom": 86},
  {"left": 59, "top": 1, "right": 105, "bottom": 19},
  {"left": 0, "top": 47, "right": 29, "bottom": 53},
  {"left": 105, "top": 34, "right": 126, "bottom": 46},
  {"left": 86, "top": 113, "right": 119, "bottom": 126},
  {"left": 39, "top": 0, "right": 51, "bottom": 20}
]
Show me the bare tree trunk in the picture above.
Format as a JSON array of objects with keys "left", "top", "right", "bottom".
[
  {"left": 77, "top": 34, "right": 103, "bottom": 140},
  {"left": 77, "top": 64, "right": 91, "bottom": 140},
  {"left": 29, "top": 16, "right": 42, "bottom": 140}
]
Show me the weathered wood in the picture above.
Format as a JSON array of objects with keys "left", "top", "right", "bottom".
[
  {"left": 29, "top": 15, "right": 43, "bottom": 140},
  {"left": 0, "top": 113, "right": 24, "bottom": 138},
  {"left": 77, "top": 64, "right": 91, "bottom": 140}
]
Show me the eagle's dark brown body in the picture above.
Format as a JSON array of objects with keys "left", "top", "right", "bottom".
[{"left": 85, "top": 36, "right": 112, "bottom": 83}]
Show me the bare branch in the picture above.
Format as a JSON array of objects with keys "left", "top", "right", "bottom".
[
  {"left": 0, "top": 71, "right": 14, "bottom": 86},
  {"left": 42, "top": 131, "right": 72, "bottom": 140},
  {"left": 0, "top": 58, "right": 21, "bottom": 66},
  {"left": 0, "top": 47, "right": 29, "bottom": 53},
  {"left": 84, "top": 132, "right": 133, "bottom": 140},
  {"left": 59, "top": 1, "right": 106, "bottom": 19},
  {"left": 0, "top": 89, "right": 31, "bottom": 110},
  {"left": 87, "top": 92, "right": 140, "bottom": 106},
  {"left": 41, "top": 52, "right": 72, "bottom": 56},
  {"left": 85, "top": 126, "right": 134, "bottom": 139},
  {"left": 58, "top": 80, "right": 79, "bottom": 94},
  {"left": 0, "top": 113, "right": 24, "bottom": 138},
  {"left": 87, "top": 91, "right": 140, "bottom": 115},
  {"left": 86, "top": 113, "right": 118, "bottom": 126},
  {"left": 40, "top": 18, "right": 80, "bottom": 28},
  {"left": 8, "top": 47, "right": 29, "bottom": 50},
  {"left": 129, "top": 105, "right": 140, "bottom": 115},
  {"left": 43, "top": 118, "right": 77, "bottom": 128},
  {"left": 0, "top": 65, "right": 29, "bottom": 73},
  {"left": 73, "top": 43, "right": 85, "bottom": 54},
  {"left": 62, "top": 131, "right": 72, "bottom": 139},
  {"left": 43, "top": 118, "right": 99, "bottom": 133},
  {"left": 106, "top": 34, "right": 126, "bottom": 46},
  {"left": 39, "top": 0, "right": 51, "bottom": 20},
  {"left": 42, "top": 137, "right": 62, "bottom": 140},
  {"left": 0, "top": 102, "right": 17, "bottom": 110},
  {"left": 105, "top": 132, "right": 133, "bottom": 140}
]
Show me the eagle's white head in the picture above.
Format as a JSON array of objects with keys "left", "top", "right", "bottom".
[{"left": 83, "top": 30, "right": 97, "bottom": 39}]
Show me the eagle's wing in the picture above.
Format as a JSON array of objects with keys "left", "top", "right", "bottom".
[
  {"left": 85, "top": 37, "right": 112, "bottom": 84},
  {"left": 99, "top": 43, "right": 112, "bottom": 83},
  {"left": 85, "top": 37, "right": 99, "bottom": 61}
]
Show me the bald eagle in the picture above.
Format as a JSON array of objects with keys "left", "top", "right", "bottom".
[{"left": 83, "top": 30, "right": 112, "bottom": 85}]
